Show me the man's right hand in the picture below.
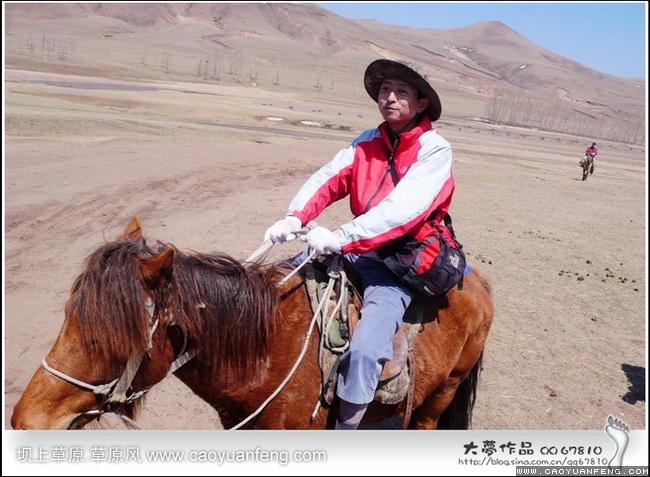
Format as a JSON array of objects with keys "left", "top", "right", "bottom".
[{"left": 264, "top": 216, "right": 303, "bottom": 243}]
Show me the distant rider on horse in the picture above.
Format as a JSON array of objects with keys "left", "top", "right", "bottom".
[{"left": 586, "top": 142, "right": 598, "bottom": 160}]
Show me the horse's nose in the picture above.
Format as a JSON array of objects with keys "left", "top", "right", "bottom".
[
  {"left": 11, "top": 400, "right": 56, "bottom": 429},
  {"left": 10, "top": 407, "right": 28, "bottom": 429}
]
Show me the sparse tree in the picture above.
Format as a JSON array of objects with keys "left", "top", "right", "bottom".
[{"left": 315, "top": 67, "right": 323, "bottom": 89}]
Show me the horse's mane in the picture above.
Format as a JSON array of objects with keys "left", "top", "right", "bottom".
[
  {"left": 68, "top": 239, "right": 154, "bottom": 365},
  {"left": 166, "top": 245, "right": 291, "bottom": 378},
  {"left": 68, "top": 236, "right": 296, "bottom": 379}
]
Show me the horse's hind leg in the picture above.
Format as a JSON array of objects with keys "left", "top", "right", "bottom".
[
  {"left": 409, "top": 336, "right": 486, "bottom": 429},
  {"left": 407, "top": 381, "right": 462, "bottom": 429}
]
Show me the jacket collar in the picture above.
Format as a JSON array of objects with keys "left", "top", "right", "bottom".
[{"left": 379, "top": 115, "right": 432, "bottom": 151}]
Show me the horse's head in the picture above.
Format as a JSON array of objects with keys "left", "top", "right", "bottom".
[{"left": 11, "top": 217, "right": 187, "bottom": 429}]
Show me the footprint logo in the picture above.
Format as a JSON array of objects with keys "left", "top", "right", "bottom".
[{"left": 605, "top": 415, "right": 630, "bottom": 470}]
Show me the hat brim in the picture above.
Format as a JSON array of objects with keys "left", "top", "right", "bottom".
[{"left": 364, "top": 59, "right": 441, "bottom": 122}]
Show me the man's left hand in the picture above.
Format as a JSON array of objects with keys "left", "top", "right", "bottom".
[{"left": 301, "top": 226, "right": 342, "bottom": 254}]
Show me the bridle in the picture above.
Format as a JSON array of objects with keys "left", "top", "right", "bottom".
[{"left": 40, "top": 297, "right": 196, "bottom": 429}]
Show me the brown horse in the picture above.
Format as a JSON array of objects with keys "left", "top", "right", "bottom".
[
  {"left": 11, "top": 216, "right": 494, "bottom": 430},
  {"left": 580, "top": 154, "right": 595, "bottom": 180}
]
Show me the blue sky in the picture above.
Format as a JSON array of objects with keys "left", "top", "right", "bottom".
[{"left": 317, "top": 2, "right": 647, "bottom": 78}]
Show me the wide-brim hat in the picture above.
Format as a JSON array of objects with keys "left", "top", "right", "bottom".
[{"left": 364, "top": 59, "right": 441, "bottom": 122}]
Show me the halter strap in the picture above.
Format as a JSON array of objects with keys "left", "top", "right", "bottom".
[
  {"left": 41, "top": 357, "right": 118, "bottom": 394},
  {"left": 39, "top": 297, "right": 195, "bottom": 428}
]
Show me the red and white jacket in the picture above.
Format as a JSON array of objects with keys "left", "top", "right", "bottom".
[{"left": 287, "top": 116, "right": 454, "bottom": 255}]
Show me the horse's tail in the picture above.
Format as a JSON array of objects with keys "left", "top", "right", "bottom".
[{"left": 437, "top": 351, "right": 483, "bottom": 429}]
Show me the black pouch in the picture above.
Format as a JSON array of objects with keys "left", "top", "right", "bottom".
[{"left": 378, "top": 213, "right": 466, "bottom": 299}]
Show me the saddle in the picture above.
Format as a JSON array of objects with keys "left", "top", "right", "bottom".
[{"left": 303, "top": 255, "right": 422, "bottom": 426}]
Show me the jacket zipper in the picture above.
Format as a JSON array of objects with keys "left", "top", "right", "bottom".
[{"left": 364, "top": 136, "right": 400, "bottom": 213}]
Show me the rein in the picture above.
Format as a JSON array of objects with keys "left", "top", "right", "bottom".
[
  {"left": 229, "top": 258, "right": 343, "bottom": 430},
  {"left": 40, "top": 297, "right": 195, "bottom": 429},
  {"left": 244, "top": 222, "right": 317, "bottom": 264},
  {"left": 231, "top": 233, "right": 345, "bottom": 430}
]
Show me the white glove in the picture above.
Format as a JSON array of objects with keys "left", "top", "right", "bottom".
[
  {"left": 264, "top": 216, "right": 302, "bottom": 243},
  {"left": 301, "top": 226, "right": 342, "bottom": 254}
]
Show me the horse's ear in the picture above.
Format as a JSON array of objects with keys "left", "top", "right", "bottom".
[
  {"left": 119, "top": 216, "right": 143, "bottom": 242},
  {"left": 138, "top": 248, "right": 175, "bottom": 289}
]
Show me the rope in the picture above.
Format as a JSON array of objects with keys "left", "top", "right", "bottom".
[
  {"left": 310, "top": 266, "right": 348, "bottom": 420},
  {"left": 322, "top": 271, "right": 349, "bottom": 353},
  {"left": 41, "top": 358, "right": 118, "bottom": 395},
  {"left": 278, "top": 249, "right": 318, "bottom": 285},
  {"left": 244, "top": 240, "right": 274, "bottom": 263},
  {"left": 244, "top": 222, "right": 318, "bottom": 264},
  {"left": 229, "top": 268, "right": 336, "bottom": 430}
]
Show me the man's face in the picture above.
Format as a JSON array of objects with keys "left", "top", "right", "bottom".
[{"left": 377, "top": 79, "right": 429, "bottom": 131}]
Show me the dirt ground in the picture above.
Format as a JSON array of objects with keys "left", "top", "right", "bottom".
[{"left": 3, "top": 69, "right": 646, "bottom": 432}]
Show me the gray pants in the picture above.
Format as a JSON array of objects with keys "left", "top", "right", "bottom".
[{"left": 336, "top": 254, "right": 413, "bottom": 404}]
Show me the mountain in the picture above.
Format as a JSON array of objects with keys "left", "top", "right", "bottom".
[{"left": 3, "top": 2, "right": 645, "bottom": 144}]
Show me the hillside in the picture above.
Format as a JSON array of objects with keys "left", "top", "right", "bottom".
[{"left": 3, "top": 2, "right": 645, "bottom": 144}]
